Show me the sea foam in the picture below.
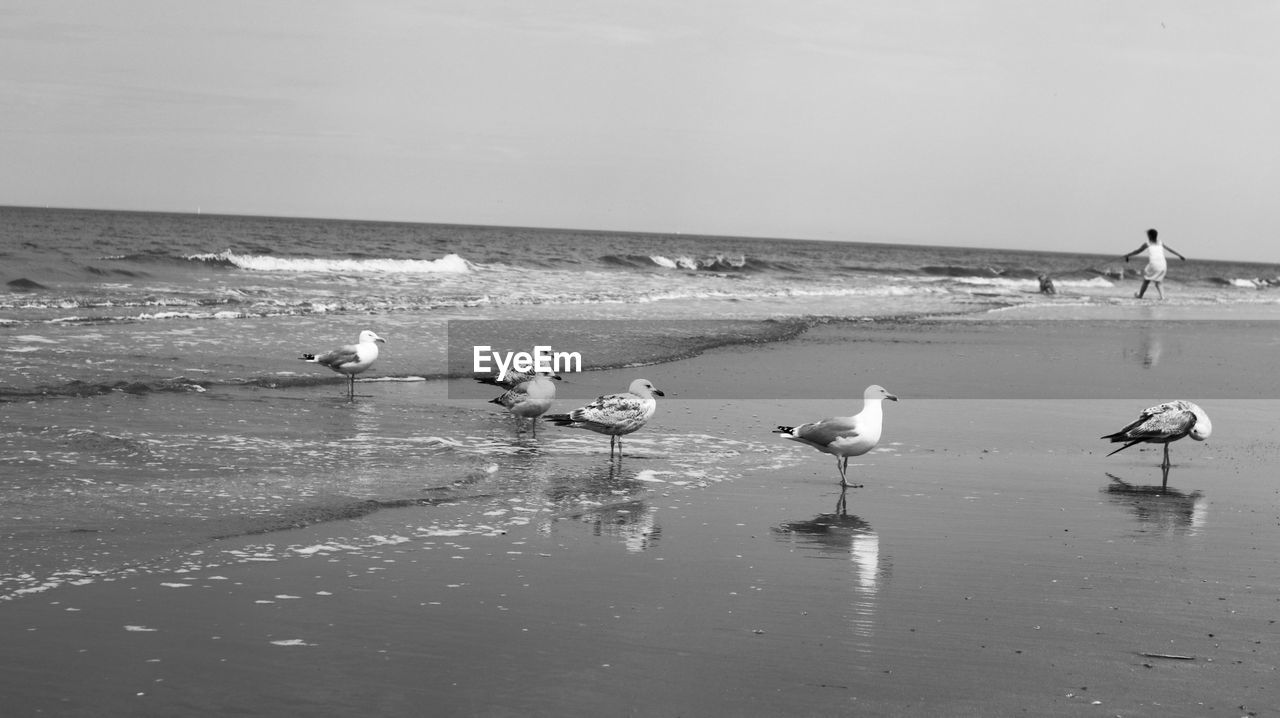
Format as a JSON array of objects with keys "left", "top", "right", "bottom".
[{"left": 189, "top": 250, "right": 475, "bottom": 274}]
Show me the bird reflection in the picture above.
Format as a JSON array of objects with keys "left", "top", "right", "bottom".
[
  {"left": 773, "top": 489, "right": 883, "bottom": 640},
  {"left": 543, "top": 461, "right": 661, "bottom": 551},
  {"left": 571, "top": 499, "right": 661, "bottom": 552},
  {"left": 1104, "top": 472, "right": 1206, "bottom": 536}
]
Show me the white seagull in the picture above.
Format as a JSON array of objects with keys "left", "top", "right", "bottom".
[
  {"left": 546, "top": 379, "right": 664, "bottom": 457},
  {"left": 1101, "top": 400, "right": 1212, "bottom": 470},
  {"left": 776, "top": 385, "right": 898, "bottom": 488},
  {"left": 299, "top": 329, "right": 386, "bottom": 398},
  {"left": 490, "top": 373, "right": 559, "bottom": 435}
]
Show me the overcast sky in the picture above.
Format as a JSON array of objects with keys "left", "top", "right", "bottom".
[{"left": 3, "top": 1, "right": 1278, "bottom": 263}]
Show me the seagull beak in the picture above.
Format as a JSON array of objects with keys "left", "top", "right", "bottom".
[
  {"left": 375, "top": 336, "right": 387, "bottom": 344},
  {"left": 653, "top": 388, "right": 665, "bottom": 397},
  {"left": 886, "top": 393, "right": 899, "bottom": 401}
]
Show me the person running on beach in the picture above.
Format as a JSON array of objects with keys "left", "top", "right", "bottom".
[{"left": 1123, "top": 228, "right": 1186, "bottom": 300}]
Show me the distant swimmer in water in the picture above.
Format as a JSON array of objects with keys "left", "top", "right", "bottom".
[
  {"left": 1037, "top": 273, "right": 1057, "bottom": 295},
  {"left": 1123, "top": 228, "right": 1186, "bottom": 300}
]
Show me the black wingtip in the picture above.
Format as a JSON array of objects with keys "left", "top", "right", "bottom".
[
  {"left": 300, "top": 354, "right": 316, "bottom": 361},
  {"left": 775, "top": 425, "right": 794, "bottom": 434},
  {"left": 1105, "top": 440, "right": 1140, "bottom": 457}
]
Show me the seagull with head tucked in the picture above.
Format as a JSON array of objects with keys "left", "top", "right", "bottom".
[
  {"left": 299, "top": 329, "right": 386, "bottom": 398},
  {"left": 776, "top": 384, "right": 898, "bottom": 488},
  {"left": 1102, "top": 400, "right": 1211, "bottom": 471}
]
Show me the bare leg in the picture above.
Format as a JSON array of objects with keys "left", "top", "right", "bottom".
[
  {"left": 1135, "top": 280, "right": 1150, "bottom": 298},
  {"left": 1154, "top": 281, "right": 1165, "bottom": 300}
]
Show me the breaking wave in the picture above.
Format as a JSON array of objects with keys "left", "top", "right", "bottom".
[{"left": 188, "top": 250, "right": 476, "bottom": 274}]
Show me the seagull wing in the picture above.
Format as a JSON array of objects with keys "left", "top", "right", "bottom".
[
  {"left": 566, "top": 392, "right": 647, "bottom": 430},
  {"left": 792, "top": 416, "right": 861, "bottom": 447},
  {"left": 493, "top": 381, "right": 530, "bottom": 409},
  {"left": 311, "top": 344, "right": 360, "bottom": 369},
  {"left": 1106, "top": 401, "right": 1196, "bottom": 441},
  {"left": 475, "top": 370, "right": 536, "bottom": 389},
  {"left": 1139, "top": 402, "right": 1198, "bottom": 439}
]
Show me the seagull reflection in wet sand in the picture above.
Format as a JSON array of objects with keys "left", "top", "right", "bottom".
[
  {"left": 1105, "top": 473, "right": 1206, "bottom": 536},
  {"left": 774, "top": 490, "right": 882, "bottom": 638}
]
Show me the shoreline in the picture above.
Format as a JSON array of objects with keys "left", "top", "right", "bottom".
[{"left": 4, "top": 309, "right": 1278, "bottom": 716}]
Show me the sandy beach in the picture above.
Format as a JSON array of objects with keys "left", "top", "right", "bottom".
[{"left": 4, "top": 316, "right": 1278, "bottom": 717}]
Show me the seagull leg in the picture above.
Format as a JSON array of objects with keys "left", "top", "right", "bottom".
[
  {"left": 839, "top": 456, "right": 865, "bottom": 489},
  {"left": 1161, "top": 444, "right": 1171, "bottom": 471},
  {"left": 835, "top": 487, "right": 848, "bottom": 516}
]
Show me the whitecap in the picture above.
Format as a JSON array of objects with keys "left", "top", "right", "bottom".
[{"left": 190, "top": 250, "right": 475, "bottom": 274}]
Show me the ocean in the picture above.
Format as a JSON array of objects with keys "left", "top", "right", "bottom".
[
  {"left": 3, "top": 205, "right": 1279, "bottom": 602},
  {"left": 6, "top": 206, "right": 1280, "bottom": 396}
]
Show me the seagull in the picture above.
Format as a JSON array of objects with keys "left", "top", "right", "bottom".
[
  {"left": 490, "top": 373, "right": 559, "bottom": 435},
  {"left": 546, "top": 379, "right": 664, "bottom": 457},
  {"left": 1101, "top": 400, "right": 1211, "bottom": 471},
  {"left": 776, "top": 385, "right": 898, "bottom": 488},
  {"left": 475, "top": 369, "right": 560, "bottom": 390},
  {"left": 299, "top": 329, "right": 386, "bottom": 398}
]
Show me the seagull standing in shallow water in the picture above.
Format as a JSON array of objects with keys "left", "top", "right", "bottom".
[
  {"left": 546, "top": 379, "right": 664, "bottom": 458},
  {"left": 490, "top": 373, "right": 559, "bottom": 435},
  {"left": 776, "top": 385, "right": 898, "bottom": 488},
  {"left": 1102, "top": 400, "right": 1211, "bottom": 471},
  {"left": 299, "top": 329, "right": 386, "bottom": 399},
  {"left": 475, "top": 369, "right": 545, "bottom": 390}
]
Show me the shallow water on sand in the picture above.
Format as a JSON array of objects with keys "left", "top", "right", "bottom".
[
  {"left": 0, "top": 380, "right": 796, "bottom": 600},
  {"left": 4, "top": 308, "right": 1279, "bottom": 716},
  {"left": 3, "top": 395, "right": 1276, "bottom": 716}
]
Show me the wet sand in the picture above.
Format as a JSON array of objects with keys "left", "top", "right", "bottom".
[{"left": 4, "top": 318, "right": 1279, "bottom": 717}]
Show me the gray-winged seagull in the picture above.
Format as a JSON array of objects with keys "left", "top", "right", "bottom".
[
  {"left": 776, "top": 384, "right": 898, "bottom": 488},
  {"left": 299, "top": 329, "right": 386, "bottom": 398}
]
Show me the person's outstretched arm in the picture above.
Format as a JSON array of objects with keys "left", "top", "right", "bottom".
[
  {"left": 1164, "top": 245, "right": 1187, "bottom": 261},
  {"left": 1122, "top": 245, "right": 1148, "bottom": 261}
]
